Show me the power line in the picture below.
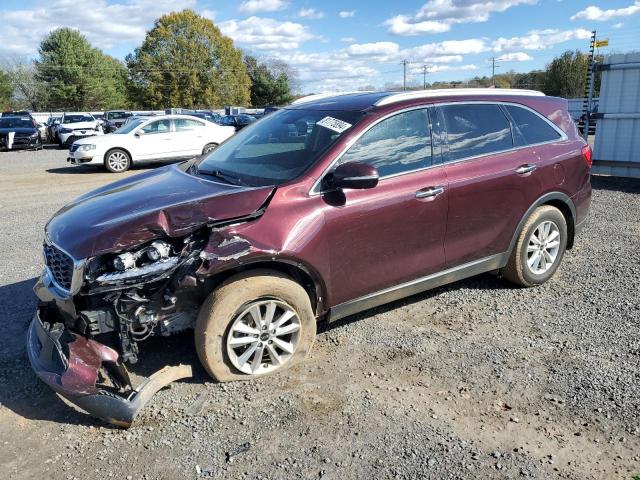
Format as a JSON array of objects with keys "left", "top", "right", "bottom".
[{"left": 488, "top": 57, "right": 500, "bottom": 85}]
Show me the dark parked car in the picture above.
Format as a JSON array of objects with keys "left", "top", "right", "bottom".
[
  {"left": 45, "top": 115, "right": 62, "bottom": 143},
  {"left": 219, "top": 114, "right": 256, "bottom": 130},
  {"left": 28, "top": 89, "right": 591, "bottom": 426},
  {"left": 0, "top": 115, "right": 43, "bottom": 150},
  {"left": 103, "top": 110, "right": 132, "bottom": 133}
]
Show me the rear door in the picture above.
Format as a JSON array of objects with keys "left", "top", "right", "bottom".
[
  {"left": 438, "top": 102, "right": 542, "bottom": 267},
  {"left": 322, "top": 107, "right": 449, "bottom": 305},
  {"left": 173, "top": 118, "right": 207, "bottom": 156}
]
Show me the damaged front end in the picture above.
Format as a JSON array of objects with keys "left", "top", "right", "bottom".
[
  {"left": 29, "top": 232, "right": 208, "bottom": 426},
  {"left": 28, "top": 164, "right": 277, "bottom": 426}
]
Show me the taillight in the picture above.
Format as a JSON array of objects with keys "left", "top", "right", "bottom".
[{"left": 581, "top": 144, "right": 593, "bottom": 168}]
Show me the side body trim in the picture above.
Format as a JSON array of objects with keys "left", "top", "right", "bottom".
[{"left": 327, "top": 253, "right": 507, "bottom": 323}]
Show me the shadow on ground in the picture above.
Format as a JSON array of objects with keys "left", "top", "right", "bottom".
[{"left": 591, "top": 174, "right": 640, "bottom": 193}]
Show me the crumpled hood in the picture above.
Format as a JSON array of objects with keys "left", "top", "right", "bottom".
[{"left": 46, "top": 164, "right": 275, "bottom": 259}]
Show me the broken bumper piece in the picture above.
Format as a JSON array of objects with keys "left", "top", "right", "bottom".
[{"left": 27, "top": 309, "right": 192, "bottom": 427}]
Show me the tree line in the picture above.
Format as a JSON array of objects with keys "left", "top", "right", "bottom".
[{"left": 0, "top": 9, "right": 296, "bottom": 112}]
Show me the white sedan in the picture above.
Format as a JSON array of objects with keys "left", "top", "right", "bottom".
[{"left": 67, "top": 115, "right": 236, "bottom": 173}]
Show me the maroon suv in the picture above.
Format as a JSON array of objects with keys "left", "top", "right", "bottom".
[{"left": 28, "top": 89, "right": 592, "bottom": 426}]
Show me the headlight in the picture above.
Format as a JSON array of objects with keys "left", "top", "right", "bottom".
[
  {"left": 30, "top": 132, "right": 39, "bottom": 138},
  {"left": 77, "top": 144, "right": 96, "bottom": 152},
  {"left": 59, "top": 127, "right": 72, "bottom": 133},
  {"left": 93, "top": 240, "right": 178, "bottom": 284}
]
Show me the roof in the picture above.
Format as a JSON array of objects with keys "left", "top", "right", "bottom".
[{"left": 289, "top": 88, "right": 545, "bottom": 111}]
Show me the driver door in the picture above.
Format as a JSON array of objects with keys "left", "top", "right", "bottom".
[
  {"left": 321, "top": 108, "right": 449, "bottom": 306},
  {"left": 133, "top": 119, "right": 175, "bottom": 159}
]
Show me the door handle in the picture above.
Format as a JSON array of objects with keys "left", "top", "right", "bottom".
[
  {"left": 515, "top": 164, "right": 537, "bottom": 175},
  {"left": 415, "top": 186, "right": 445, "bottom": 199}
]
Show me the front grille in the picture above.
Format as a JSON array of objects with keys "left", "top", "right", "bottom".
[{"left": 44, "top": 243, "right": 74, "bottom": 290}]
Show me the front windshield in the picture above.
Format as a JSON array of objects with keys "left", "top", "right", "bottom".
[
  {"left": 196, "top": 108, "right": 364, "bottom": 187},
  {"left": 0, "top": 117, "right": 34, "bottom": 129},
  {"left": 63, "top": 115, "right": 93, "bottom": 124},
  {"left": 114, "top": 119, "right": 145, "bottom": 134}
]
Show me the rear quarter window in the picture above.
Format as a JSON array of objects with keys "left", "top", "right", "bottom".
[
  {"left": 504, "top": 105, "right": 561, "bottom": 146},
  {"left": 440, "top": 104, "right": 513, "bottom": 161}
]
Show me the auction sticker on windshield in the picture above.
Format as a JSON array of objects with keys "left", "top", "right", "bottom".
[{"left": 317, "top": 116, "right": 352, "bottom": 134}]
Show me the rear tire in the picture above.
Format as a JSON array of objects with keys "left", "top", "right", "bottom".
[
  {"left": 104, "top": 148, "right": 131, "bottom": 173},
  {"left": 502, "top": 205, "right": 567, "bottom": 287},
  {"left": 195, "top": 270, "right": 316, "bottom": 382}
]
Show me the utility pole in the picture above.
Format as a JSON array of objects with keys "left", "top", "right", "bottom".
[
  {"left": 488, "top": 57, "right": 499, "bottom": 85},
  {"left": 401, "top": 59, "right": 409, "bottom": 91},
  {"left": 422, "top": 65, "right": 428, "bottom": 89}
]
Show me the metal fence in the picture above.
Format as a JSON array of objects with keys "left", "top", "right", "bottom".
[{"left": 592, "top": 53, "right": 640, "bottom": 178}]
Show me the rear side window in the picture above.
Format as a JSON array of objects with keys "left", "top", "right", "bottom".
[
  {"left": 175, "top": 118, "right": 204, "bottom": 131},
  {"left": 440, "top": 104, "right": 512, "bottom": 161},
  {"left": 339, "top": 109, "right": 432, "bottom": 177},
  {"left": 504, "top": 105, "right": 561, "bottom": 146}
]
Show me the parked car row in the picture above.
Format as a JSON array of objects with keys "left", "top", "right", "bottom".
[
  {"left": 0, "top": 113, "right": 44, "bottom": 150},
  {"left": 67, "top": 114, "right": 236, "bottom": 172}
]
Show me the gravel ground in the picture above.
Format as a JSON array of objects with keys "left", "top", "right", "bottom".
[{"left": 0, "top": 148, "right": 639, "bottom": 480}]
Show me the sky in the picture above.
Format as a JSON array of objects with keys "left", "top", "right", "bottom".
[{"left": 0, "top": 0, "right": 638, "bottom": 93}]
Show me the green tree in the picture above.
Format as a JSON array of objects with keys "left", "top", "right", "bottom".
[
  {"left": 543, "top": 50, "right": 600, "bottom": 98},
  {"left": 0, "top": 68, "right": 13, "bottom": 110},
  {"left": 244, "top": 55, "right": 295, "bottom": 107},
  {"left": 36, "top": 28, "right": 128, "bottom": 110},
  {"left": 126, "top": 10, "right": 250, "bottom": 108}
]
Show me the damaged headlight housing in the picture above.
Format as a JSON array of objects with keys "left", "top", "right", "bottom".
[{"left": 87, "top": 240, "right": 180, "bottom": 285}]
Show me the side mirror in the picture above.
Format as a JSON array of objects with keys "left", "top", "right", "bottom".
[
  {"left": 134, "top": 130, "right": 144, "bottom": 138},
  {"left": 325, "top": 162, "right": 379, "bottom": 190}
]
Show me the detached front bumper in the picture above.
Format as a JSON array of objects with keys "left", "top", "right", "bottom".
[{"left": 27, "top": 308, "right": 193, "bottom": 427}]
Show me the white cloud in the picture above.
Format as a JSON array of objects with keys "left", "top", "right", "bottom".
[
  {"left": 269, "top": 51, "right": 379, "bottom": 92},
  {"left": 0, "top": 0, "right": 196, "bottom": 56},
  {"left": 612, "top": 22, "right": 624, "bottom": 29},
  {"left": 219, "top": 16, "right": 314, "bottom": 50},
  {"left": 238, "top": 0, "right": 288, "bottom": 14},
  {"left": 339, "top": 10, "right": 356, "bottom": 18},
  {"left": 385, "top": 15, "right": 452, "bottom": 35},
  {"left": 386, "top": 0, "right": 537, "bottom": 36},
  {"left": 404, "top": 39, "right": 489, "bottom": 59},
  {"left": 571, "top": 2, "right": 640, "bottom": 21},
  {"left": 201, "top": 9, "right": 216, "bottom": 21},
  {"left": 346, "top": 42, "right": 400, "bottom": 58},
  {"left": 496, "top": 52, "right": 533, "bottom": 62},
  {"left": 492, "top": 28, "right": 592, "bottom": 51},
  {"left": 297, "top": 8, "right": 324, "bottom": 19},
  {"left": 340, "top": 37, "right": 356, "bottom": 43},
  {"left": 410, "top": 64, "right": 479, "bottom": 75}
]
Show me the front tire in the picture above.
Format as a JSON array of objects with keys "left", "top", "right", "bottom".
[
  {"left": 195, "top": 270, "right": 316, "bottom": 382},
  {"left": 502, "top": 205, "right": 567, "bottom": 287},
  {"left": 104, "top": 148, "right": 131, "bottom": 173}
]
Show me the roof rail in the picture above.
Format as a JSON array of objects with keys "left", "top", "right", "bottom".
[
  {"left": 374, "top": 88, "right": 545, "bottom": 107},
  {"left": 291, "top": 91, "right": 374, "bottom": 105}
]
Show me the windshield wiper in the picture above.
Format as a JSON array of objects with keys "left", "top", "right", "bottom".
[{"left": 195, "top": 167, "right": 247, "bottom": 186}]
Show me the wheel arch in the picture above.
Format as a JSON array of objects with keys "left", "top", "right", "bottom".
[
  {"left": 104, "top": 146, "right": 133, "bottom": 164},
  {"left": 508, "top": 192, "right": 577, "bottom": 258},
  {"left": 200, "top": 257, "right": 328, "bottom": 319}
]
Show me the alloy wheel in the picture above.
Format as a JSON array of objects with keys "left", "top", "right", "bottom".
[
  {"left": 526, "top": 220, "right": 561, "bottom": 274},
  {"left": 226, "top": 299, "right": 301, "bottom": 375},
  {"left": 107, "top": 151, "right": 128, "bottom": 172}
]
